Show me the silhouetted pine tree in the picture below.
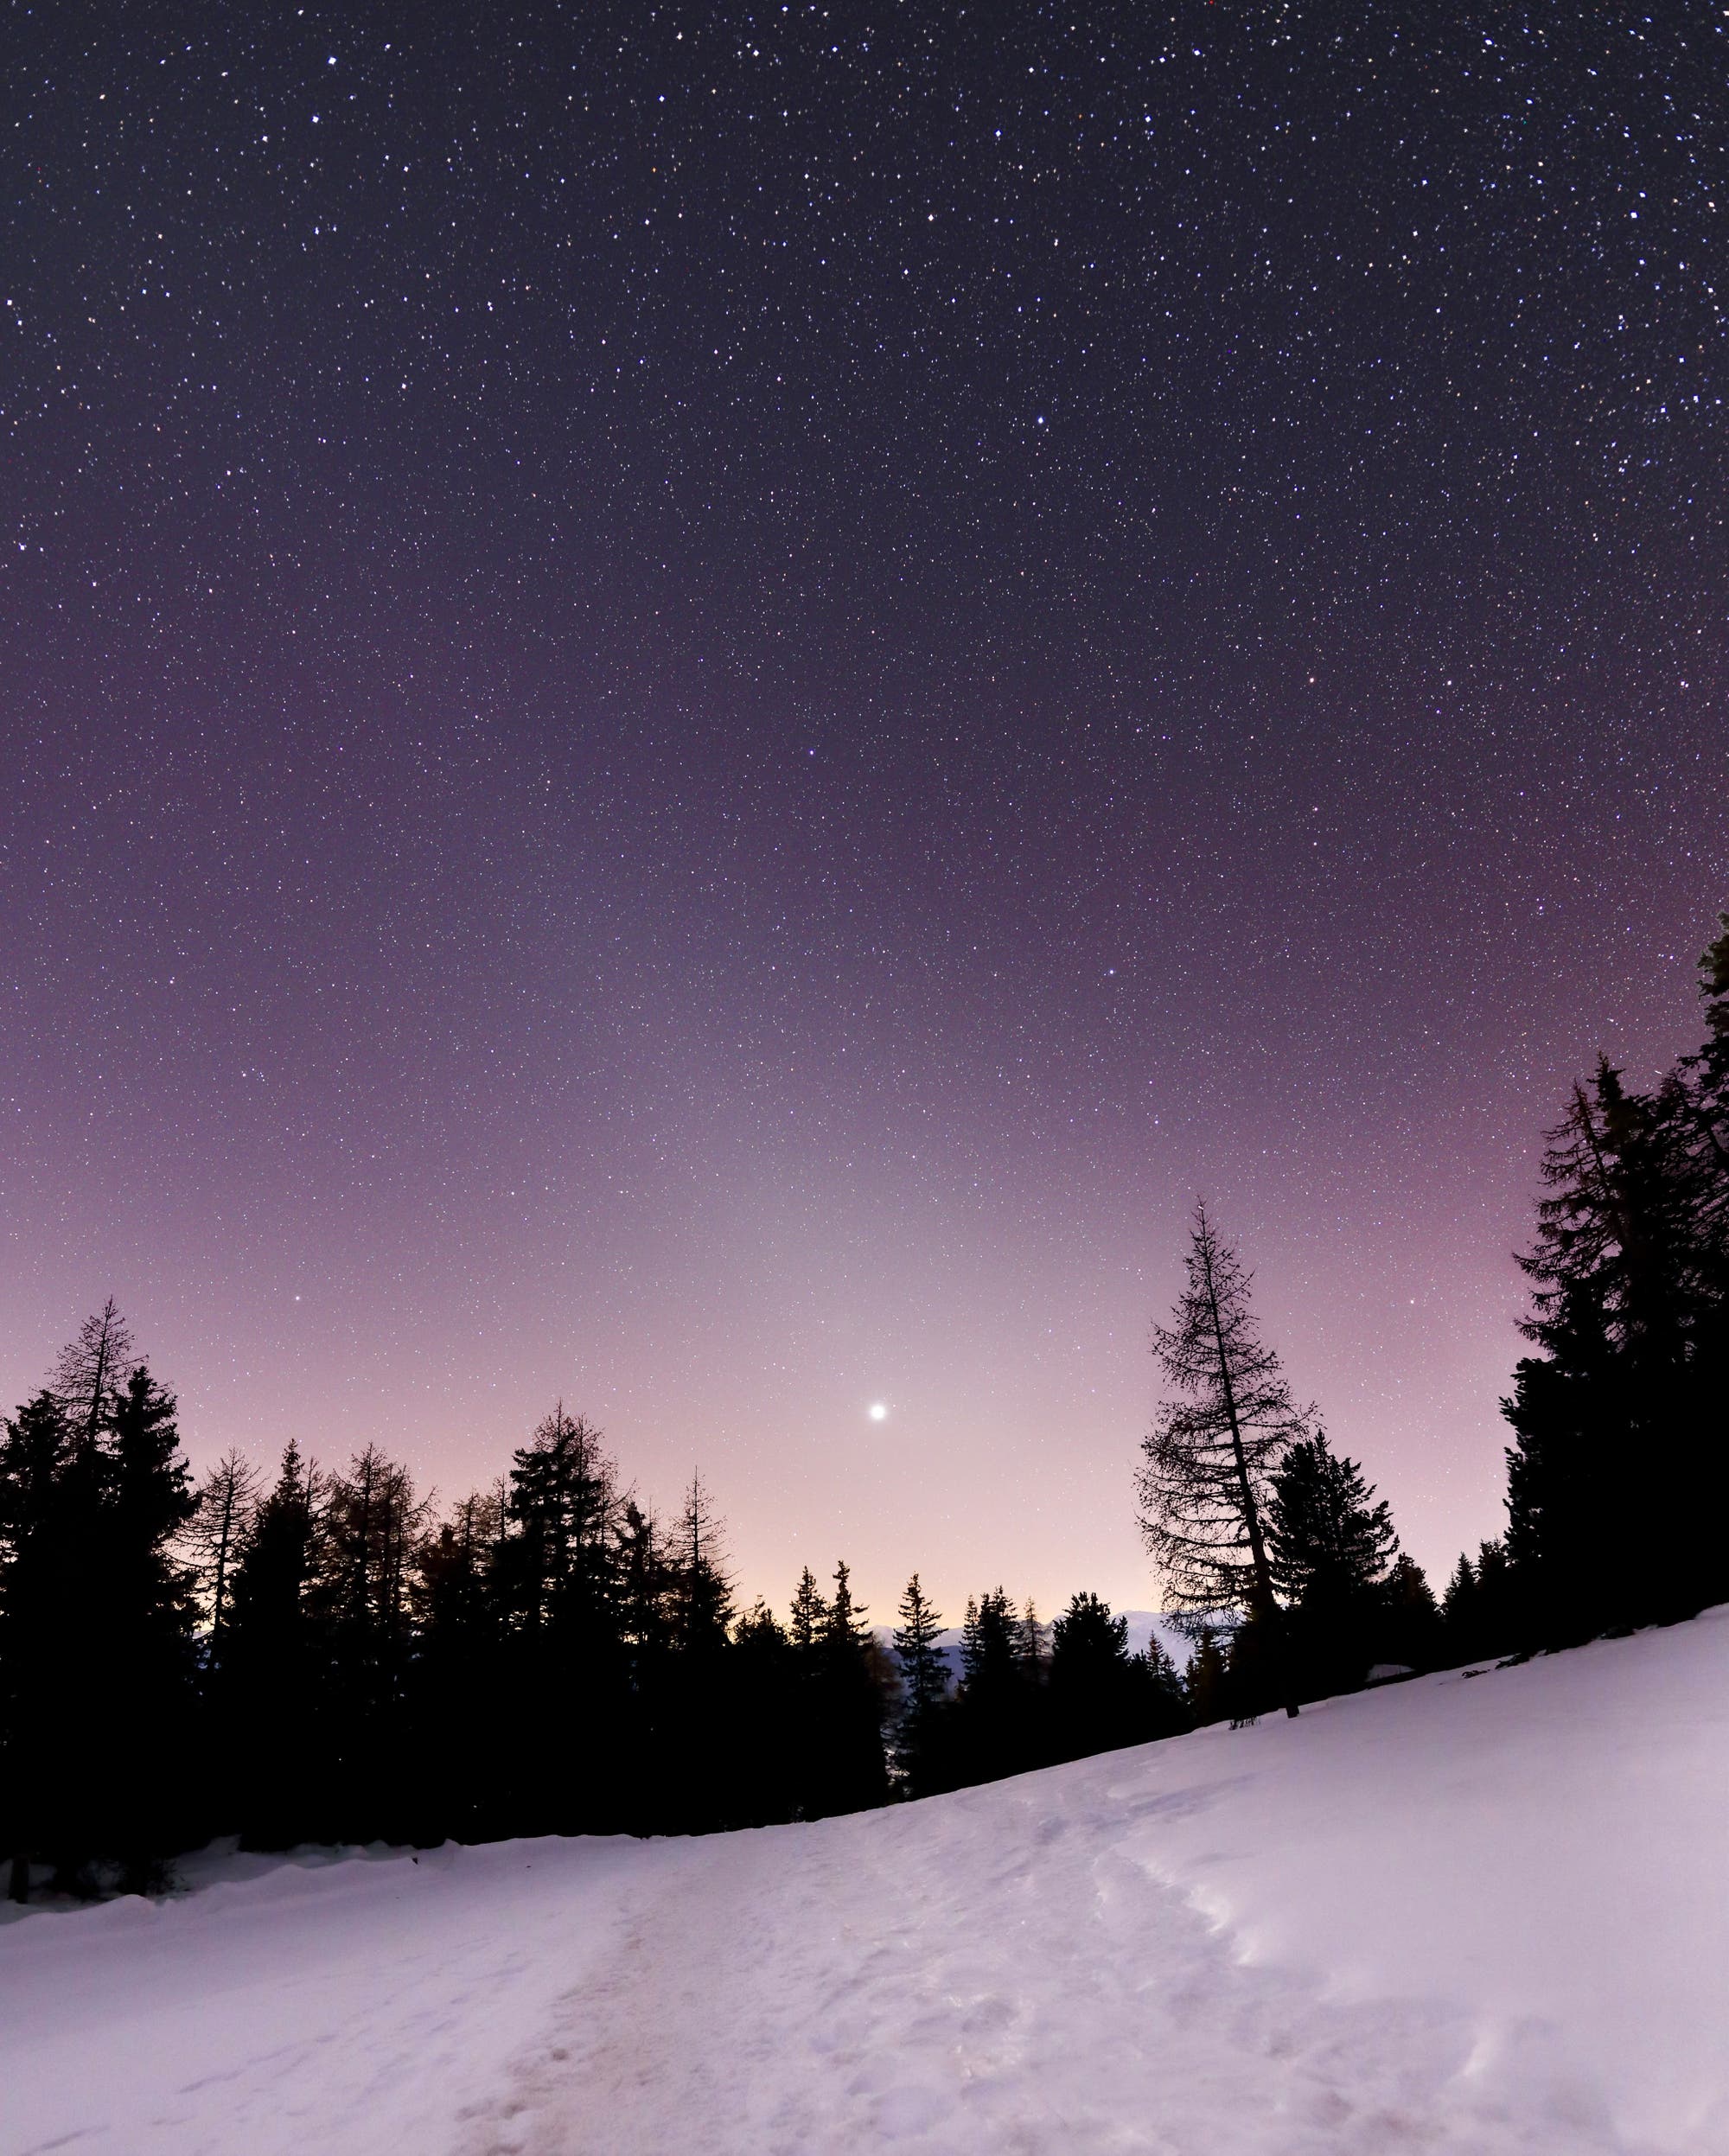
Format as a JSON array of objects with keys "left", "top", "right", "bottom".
[
  {"left": 98, "top": 1368, "right": 201, "bottom": 1879},
  {"left": 494, "top": 1407, "right": 628, "bottom": 1832},
  {"left": 944, "top": 1587, "right": 1037, "bottom": 1785},
  {"left": 0, "top": 1334, "right": 199, "bottom": 1895},
  {"left": 730, "top": 1598, "right": 800, "bottom": 1826},
  {"left": 1017, "top": 1598, "right": 1049, "bottom": 1685},
  {"left": 1441, "top": 1551, "right": 1480, "bottom": 1660},
  {"left": 1183, "top": 1627, "right": 1230, "bottom": 1725},
  {"left": 1680, "top": 919, "right": 1729, "bottom": 1585},
  {"left": 1138, "top": 1634, "right": 1191, "bottom": 1735},
  {"left": 311, "top": 1445, "right": 426, "bottom": 1837},
  {"left": 1503, "top": 1056, "right": 1720, "bottom": 1636},
  {"left": 799, "top": 1562, "right": 887, "bottom": 1817},
  {"left": 0, "top": 1390, "right": 76, "bottom": 1899},
  {"left": 614, "top": 1497, "right": 673, "bottom": 1817},
  {"left": 1440, "top": 1540, "right": 1520, "bottom": 1663},
  {"left": 1221, "top": 1606, "right": 1285, "bottom": 1721},
  {"left": 1050, "top": 1589, "right": 1128, "bottom": 1681},
  {"left": 1378, "top": 1553, "right": 1444, "bottom": 1672},
  {"left": 1681, "top": 912, "right": 1729, "bottom": 1245},
  {"left": 734, "top": 1596, "right": 785, "bottom": 1652},
  {"left": 890, "top": 1573, "right": 947, "bottom": 1792},
  {"left": 1472, "top": 1538, "right": 1520, "bottom": 1656},
  {"left": 959, "top": 1588, "right": 1018, "bottom": 1691},
  {"left": 1049, "top": 1592, "right": 1139, "bottom": 1758},
  {"left": 53, "top": 1298, "right": 134, "bottom": 1447},
  {"left": 224, "top": 1442, "right": 324, "bottom": 1848},
  {"left": 788, "top": 1564, "right": 828, "bottom": 1654},
  {"left": 498, "top": 1407, "right": 618, "bottom": 1633},
  {"left": 1266, "top": 1432, "right": 1399, "bottom": 1699},
  {"left": 188, "top": 1450, "right": 259, "bottom": 1681},
  {"left": 37, "top": 1309, "right": 143, "bottom": 1885},
  {"left": 409, "top": 1486, "right": 504, "bottom": 1840},
  {"left": 1046, "top": 1595, "right": 1191, "bottom": 1757},
  {"left": 670, "top": 1471, "right": 735, "bottom": 1658},
  {"left": 659, "top": 1473, "right": 737, "bottom": 1831},
  {"left": 1137, "top": 1204, "right": 1311, "bottom": 1716}
]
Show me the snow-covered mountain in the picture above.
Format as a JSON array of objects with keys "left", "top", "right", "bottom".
[
  {"left": 1089, "top": 1606, "right": 1191, "bottom": 1666},
  {"left": 5, "top": 1606, "right": 1726, "bottom": 2154},
  {"left": 876, "top": 1608, "right": 1191, "bottom": 1677}
]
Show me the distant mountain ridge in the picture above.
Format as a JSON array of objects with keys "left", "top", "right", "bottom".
[{"left": 874, "top": 1610, "right": 1191, "bottom": 1678}]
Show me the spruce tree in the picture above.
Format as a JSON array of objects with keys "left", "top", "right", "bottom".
[
  {"left": 312, "top": 1445, "right": 426, "bottom": 1837},
  {"left": 1682, "top": 911, "right": 1729, "bottom": 1197},
  {"left": 801, "top": 1562, "right": 887, "bottom": 1817},
  {"left": 224, "top": 1443, "right": 323, "bottom": 1847},
  {"left": 730, "top": 1598, "right": 799, "bottom": 1827},
  {"left": 1503, "top": 1058, "right": 1717, "bottom": 1635},
  {"left": 499, "top": 1407, "right": 619, "bottom": 1638},
  {"left": 2, "top": 1343, "right": 198, "bottom": 1892},
  {"left": 616, "top": 1501, "right": 673, "bottom": 1691},
  {"left": 0, "top": 1390, "right": 73, "bottom": 1899},
  {"left": 410, "top": 1486, "right": 505, "bottom": 1840},
  {"left": 99, "top": 1368, "right": 201, "bottom": 1879},
  {"left": 1183, "top": 1627, "right": 1229, "bottom": 1725},
  {"left": 1050, "top": 1591, "right": 1130, "bottom": 1673},
  {"left": 1136, "top": 1634, "right": 1192, "bottom": 1736},
  {"left": 823, "top": 1562, "right": 869, "bottom": 1657},
  {"left": 1049, "top": 1591, "right": 1135, "bottom": 1758},
  {"left": 1266, "top": 1432, "right": 1399, "bottom": 1698},
  {"left": 959, "top": 1587, "right": 1018, "bottom": 1693},
  {"left": 1016, "top": 1598, "right": 1049, "bottom": 1683},
  {"left": 1681, "top": 917, "right": 1729, "bottom": 1573},
  {"left": 891, "top": 1573, "right": 946, "bottom": 1789},
  {"left": 788, "top": 1564, "right": 828, "bottom": 1655},
  {"left": 1441, "top": 1551, "right": 1480, "bottom": 1660},
  {"left": 494, "top": 1407, "right": 627, "bottom": 1832},
  {"left": 1472, "top": 1539, "right": 1519, "bottom": 1658},
  {"left": 1046, "top": 1594, "right": 1188, "bottom": 1756},
  {"left": 1137, "top": 1205, "right": 1311, "bottom": 1715},
  {"left": 657, "top": 1474, "right": 737, "bottom": 1833},
  {"left": 1378, "top": 1553, "right": 1443, "bottom": 1672},
  {"left": 734, "top": 1597, "right": 788, "bottom": 1652},
  {"left": 949, "top": 1588, "right": 1032, "bottom": 1785}
]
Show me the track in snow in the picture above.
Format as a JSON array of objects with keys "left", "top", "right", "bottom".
[
  {"left": 459, "top": 1755, "right": 1604, "bottom": 2156},
  {"left": 7, "top": 1612, "right": 1726, "bottom": 2155}
]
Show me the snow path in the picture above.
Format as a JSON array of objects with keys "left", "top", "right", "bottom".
[
  {"left": 0, "top": 1837, "right": 682, "bottom": 2156},
  {"left": 3, "top": 1611, "right": 1726, "bottom": 2155},
  {"left": 460, "top": 1765, "right": 1599, "bottom": 2156}
]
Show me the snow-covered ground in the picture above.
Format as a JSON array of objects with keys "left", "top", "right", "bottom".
[{"left": 4, "top": 1606, "right": 1726, "bottom": 2156}]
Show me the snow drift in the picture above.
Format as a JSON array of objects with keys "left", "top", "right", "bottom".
[{"left": 3, "top": 1606, "right": 1725, "bottom": 2155}]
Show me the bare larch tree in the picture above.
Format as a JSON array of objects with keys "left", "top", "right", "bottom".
[{"left": 188, "top": 1450, "right": 260, "bottom": 1663}]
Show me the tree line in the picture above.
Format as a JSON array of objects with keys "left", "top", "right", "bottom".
[
  {"left": 3, "top": 909, "right": 1724, "bottom": 1895},
  {"left": 0, "top": 1325, "right": 1189, "bottom": 1900},
  {"left": 1136, "top": 909, "right": 1729, "bottom": 1718}
]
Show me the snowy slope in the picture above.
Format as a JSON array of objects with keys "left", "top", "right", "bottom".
[{"left": 4, "top": 1607, "right": 1726, "bottom": 2156}]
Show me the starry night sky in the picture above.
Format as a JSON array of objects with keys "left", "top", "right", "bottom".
[{"left": 3, "top": 3, "right": 1726, "bottom": 1617}]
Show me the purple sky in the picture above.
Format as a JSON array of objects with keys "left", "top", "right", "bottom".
[{"left": 3, "top": 3, "right": 1726, "bottom": 1622}]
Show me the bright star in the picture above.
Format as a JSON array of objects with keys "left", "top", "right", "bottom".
[{"left": 868, "top": 1401, "right": 888, "bottom": 1422}]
